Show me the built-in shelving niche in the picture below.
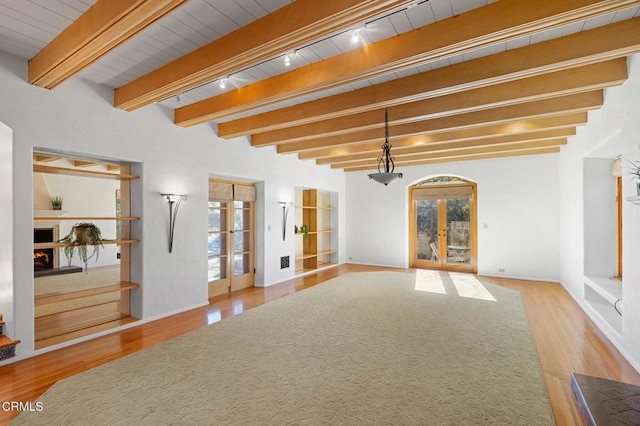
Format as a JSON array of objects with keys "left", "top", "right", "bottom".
[
  {"left": 582, "top": 158, "right": 622, "bottom": 339},
  {"left": 294, "top": 187, "right": 338, "bottom": 275},
  {"left": 32, "top": 152, "right": 140, "bottom": 349}
]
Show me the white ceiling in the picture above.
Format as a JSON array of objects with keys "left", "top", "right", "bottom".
[
  {"left": 5, "top": 0, "right": 638, "bottom": 122},
  {"left": 1, "top": 0, "right": 640, "bottom": 166}
]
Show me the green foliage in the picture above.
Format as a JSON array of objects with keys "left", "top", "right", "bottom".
[
  {"left": 446, "top": 198, "right": 470, "bottom": 221},
  {"left": 301, "top": 224, "right": 310, "bottom": 240},
  {"left": 58, "top": 223, "right": 106, "bottom": 273},
  {"left": 50, "top": 195, "right": 63, "bottom": 209}
]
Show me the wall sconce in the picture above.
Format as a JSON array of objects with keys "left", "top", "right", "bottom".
[
  {"left": 279, "top": 201, "right": 292, "bottom": 241},
  {"left": 161, "top": 193, "right": 187, "bottom": 253}
]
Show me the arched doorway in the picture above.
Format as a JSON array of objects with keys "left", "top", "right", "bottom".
[{"left": 409, "top": 176, "right": 477, "bottom": 273}]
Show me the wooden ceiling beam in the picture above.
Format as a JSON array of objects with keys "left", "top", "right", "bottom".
[
  {"left": 73, "top": 161, "right": 101, "bottom": 168},
  {"left": 114, "top": 0, "right": 412, "bottom": 111},
  {"left": 28, "top": 0, "right": 188, "bottom": 89},
  {"left": 297, "top": 114, "right": 587, "bottom": 159},
  {"left": 330, "top": 138, "right": 567, "bottom": 168},
  {"left": 220, "top": 16, "right": 640, "bottom": 139},
  {"left": 33, "top": 154, "right": 60, "bottom": 163},
  {"left": 175, "top": 0, "right": 639, "bottom": 127},
  {"left": 278, "top": 92, "right": 602, "bottom": 153},
  {"left": 254, "top": 60, "right": 624, "bottom": 147},
  {"left": 318, "top": 129, "right": 575, "bottom": 165},
  {"left": 343, "top": 147, "right": 562, "bottom": 172}
]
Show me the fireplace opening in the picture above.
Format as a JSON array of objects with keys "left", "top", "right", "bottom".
[
  {"left": 34, "top": 249, "right": 54, "bottom": 269},
  {"left": 34, "top": 226, "right": 82, "bottom": 277},
  {"left": 34, "top": 228, "right": 55, "bottom": 271}
]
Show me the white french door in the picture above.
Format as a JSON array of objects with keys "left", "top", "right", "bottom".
[{"left": 207, "top": 180, "right": 255, "bottom": 298}]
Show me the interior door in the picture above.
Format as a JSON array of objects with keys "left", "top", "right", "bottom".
[
  {"left": 410, "top": 183, "right": 476, "bottom": 273},
  {"left": 229, "top": 200, "right": 253, "bottom": 292},
  {"left": 208, "top": 182, "right": 254, "bottom": 298}
]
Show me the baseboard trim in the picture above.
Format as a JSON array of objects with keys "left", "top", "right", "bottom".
[
  {"left": 561, "top": 281, "right": 640, "bottom": 375},
  {"left": 347, "top": 261, "right": 408, "bottom": 269},
  {"left": 478, "top": 272, "right": 560, "bottom": 284}
]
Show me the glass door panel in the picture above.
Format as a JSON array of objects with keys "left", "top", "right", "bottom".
[
  {"left": 208, "top": 185, "right": 255, "bottom": 297},
  {"left": 410, "top": 183, "right": 476, "bottom": 273},
  {"left": 208, "top": 202, "right": 229, "bottom": 296},
  {"left": 445, "top": 198, "right": 471, "bottom": 265},
  {"left": 230, "top": 201, "right": 253, "bottom": 292},
  {"left": 415, "top": 199, "right": 439, "bottom": 262}
]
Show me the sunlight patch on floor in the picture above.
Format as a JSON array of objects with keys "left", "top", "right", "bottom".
[
  {"left": 414, "top": 269, "right": 446, "bottom": 294},
  {"left": 233, "top": 300, "right": 244, "bottom": 315},
  {"left": 450, "top": 272, "right": 496, "bottom": 301},
  {"left": 207, "top": 309, "right": 222, "bottom": 325}
]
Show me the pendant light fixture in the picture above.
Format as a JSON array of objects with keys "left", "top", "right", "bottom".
[{"left": 368, "top": 109, "right": 403, "bottom": 186}]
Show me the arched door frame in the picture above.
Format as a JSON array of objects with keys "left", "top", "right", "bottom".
[{"left": 408, "top": 175, "right": 477, "bottom": 273}]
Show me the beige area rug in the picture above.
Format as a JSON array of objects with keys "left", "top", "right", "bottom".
[{"left": 14, "top": 271, "right": 554, "bottom": 425}]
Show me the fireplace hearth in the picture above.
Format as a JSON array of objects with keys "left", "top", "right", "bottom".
[{"left": 34, "top": 227, "right": 82, "bottom": 277}]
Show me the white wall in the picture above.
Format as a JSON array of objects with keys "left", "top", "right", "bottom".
[
  {"left": 558, "top": 53, "right": 640, "bottom": 371},
  {"left": 0, "top": 122, "right": 13, "bottom": 335},
  {"left": 583, "top": 159, "right": 617, "bottom": 277},
  {"left": 346, "top": 154, "right": 561, "bottom": 282},
  {"left": 0, "top": 51, "right": 345, "bottom": 358}
]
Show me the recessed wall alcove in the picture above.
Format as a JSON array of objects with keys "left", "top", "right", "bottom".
[
  {"left": 32, "top": 150, "right": 141, "bottom": 349},
  {"left": 583, "top": 152, "right": 622, "bottom": 335}
]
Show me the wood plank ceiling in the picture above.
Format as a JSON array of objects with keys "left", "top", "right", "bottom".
[{"left": 2, "top": 0, "right": 640, "bottom": 172}]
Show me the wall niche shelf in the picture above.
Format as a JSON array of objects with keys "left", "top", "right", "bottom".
[
  {"left": 583, "top": 275, "right": 622, "bottom": 336},
  {"left": 33, "top": 154, "right": 140, "bottom": 349},
  {"left": 294, "top": 187, "right": 338, "bottom": 275}
]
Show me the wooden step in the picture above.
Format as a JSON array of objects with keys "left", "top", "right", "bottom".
[
  {"left": 0, "top": 335, "right": 20, "bottom": 361},
  {"left": 35, "top": 281, "right": 139, "bottom": 307},
  {"left": 0, "top": 335, "right": 20, "bottom": 349}
]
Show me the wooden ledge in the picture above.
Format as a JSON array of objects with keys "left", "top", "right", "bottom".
[
  {"left": 36, "top": 282, "right": 139, "bottom": 307},
  {"left": 0, "top": 335, "right": 21, "bottom": 349}
]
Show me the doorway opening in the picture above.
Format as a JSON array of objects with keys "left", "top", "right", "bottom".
[
  {"left": 409, "top": 176, "right": 477, "bottom": 273},
  {"left": 207, "top": 179, "right": 255, "bottom": 298}
]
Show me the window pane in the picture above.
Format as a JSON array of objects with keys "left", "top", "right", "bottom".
[
  {"left": 234, "top": 209, "right": 243, "bottom": 231},
  {"left": 208, "top": 233, "right": 225, "bottom": 256},
  {"left": 208, "top": 257, "right": 227, "bottom": 281},
  {"left": 416, "top": 200, "right": 438, "bottom": 260},
  {"left": 446, "top": 198, "right": 470, "bottom": 264},
  {"left": 234, "top": 231, "right": 248, "bottom": 253},
  {"left": 208, "top": 202, "right": 226, "bottom": 232},
  {"left": 234, "top": 253, "right": 250, "bottom": 275},
  {"left": 234, "top": 207, "right": 250, "bottom": 231}
]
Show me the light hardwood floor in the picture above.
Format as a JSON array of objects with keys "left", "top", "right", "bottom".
[{"left": 1, "top": 264, "right": 638, "bottom": 424}]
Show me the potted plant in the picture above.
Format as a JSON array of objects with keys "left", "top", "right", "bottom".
[
  {"left": 51, "top": 195, "right": 63, "bottom": 210},
  {"left": 300, "top": 224, "right": 310, "bottom": 240},
  {"left": 626, "top": 158, "right": 640, "bottom": 196},
  {"left": 58, "top": 223, "right": 106, "bottom": 273}
]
